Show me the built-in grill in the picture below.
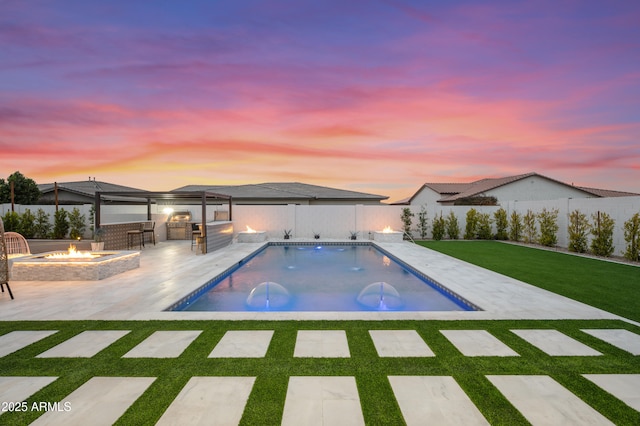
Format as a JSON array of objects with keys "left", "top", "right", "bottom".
[{"left": 166, "top": 211, "right": 192, "bottom": 240}]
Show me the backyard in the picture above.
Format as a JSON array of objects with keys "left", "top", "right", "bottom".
[{"left": 0, "top": 241, "right": 639, "bottom": 425}]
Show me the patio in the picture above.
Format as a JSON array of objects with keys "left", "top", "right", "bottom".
[{"left": 0, "top": 239, "right": 628, "bottom": 322}]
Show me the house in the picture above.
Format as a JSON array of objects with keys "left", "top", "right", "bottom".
[
  {"left": 394, "top": 172, "right": 639, "bottom": 206},
  {"left": 172, "top": 182, "right": 389, "bottom": 205},
  {"left": 37, "top": 179, "right": 147, "bottom": 205}
]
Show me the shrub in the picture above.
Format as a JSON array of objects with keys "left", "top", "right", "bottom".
[
  {"left": 464, "top": 208, "right": 479, "bottom": 239},
  {"left": 19, "top": 208, "right": 36, "bottom": 238},
  {"left": 623, "top": 212, "right": 640, "bottom": 261},
  {"left": 494, "top": 208, "right": 508, "bottom": 240},
  {"left": 568, "top": 210, "right": 589, "bottom": 253},
  {"left": 416, "top": 205, "right": 429, "bottom": 239},
  {"left": 400, "top": 207, "right": 414, "bottom": 239},
  {"left": 34, "top": 208, "right": 52, "bottom": 238},
  {"left": 476, "top": 213, "right": 493, "bottom": 240},
  {"left": 522, "top": 209, "right": 538, "bottom": 243},
  {"left": 431, "top": 213, "right": 446, "bottom": 241},
  {"left": 68, "top": 207, "right": 87, "bottom": 240},
  {"left": 445, "top": 211, "right": 460, "bottom": 240},
  {"left": 537, "top": 207, "right": 559, "bottom": 247},
  {"left": 53, "top": 208, "right": 69, "bottom": 239},
  {"left": 508, "top": 211, "right": 522, "bottom": 241},
  {"left": 590, "top": 211, "right": 615, "bottom": 257},
  {"left": 1, "top": 211, "right": 20, "bottom": 233}
]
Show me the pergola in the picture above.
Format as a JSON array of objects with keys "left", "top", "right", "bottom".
[{"left": 94, "top": 191, "right": 233, "bottom": 231}]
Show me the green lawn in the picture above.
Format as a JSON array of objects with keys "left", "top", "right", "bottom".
[
  {"left": 1, "top": 319, "right": 639, "bottom": 425},
  {"left": 418, "top": 241, "right": 640, "bottom": 323}
]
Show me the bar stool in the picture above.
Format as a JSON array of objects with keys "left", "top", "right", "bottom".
[
  {"left": 127, "top": 224, "right": 145, "bottom": 249},
  {"left": 143, "top": 221, "right": 156, "bottom": 246},
  {"left": 191, "top": 223, "right": 201, "bottom": 251}
]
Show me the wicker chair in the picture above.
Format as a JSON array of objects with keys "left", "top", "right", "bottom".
[
  {"left": 4, "top": 232, "right": 31, "bottom": 256},
  {"left": 0, "top": 219, "right": 15, "bottom": 299}
]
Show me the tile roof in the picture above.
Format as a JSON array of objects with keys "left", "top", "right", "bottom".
[
  {"left": 397, "top": 172, "right": 638, "bottom": 204},
  {"left": 38, "top": 180, "right": 146, "bottom": 197},
  {"left": 172, "top": 182, "right": 388, "bottom": 201}
]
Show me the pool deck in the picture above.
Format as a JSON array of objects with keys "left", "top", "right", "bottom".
[{"left": 0, "top": 239, "right": 632, "bottom": 323}]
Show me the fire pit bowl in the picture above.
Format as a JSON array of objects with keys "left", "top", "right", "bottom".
[
  {"left": 238, "top": 226, "right": 267, "bottom": 243},
  {"left": 10, "top": 250, "right": 140, "bottom": 281}
]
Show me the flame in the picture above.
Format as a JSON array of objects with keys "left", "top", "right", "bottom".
[
  {"left": 382, "top": 226, "right": 394, "bottom": 233},
  {"left": 245, "top": 225, "right": 257, "bottom": 233},
  {"left": 45, "top": 244, "right": 99, "bottom": 259}
]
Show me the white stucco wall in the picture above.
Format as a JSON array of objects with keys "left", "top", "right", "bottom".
[{"left": 5, "top": 196, "right": 640, "bottom": 256}]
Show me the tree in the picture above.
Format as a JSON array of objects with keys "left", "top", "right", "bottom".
[
  {"left": 445, "top": 211, "right": 460, "bottom": 240},
  {"left": 68, "top": 207, "right": 87, "bottom": 240},
  {"left": 400, "top": 208, "right": 414, "bottom": 239},
  {"left": 537, "top": 208, "right": 559, "bottom": 247},
  {"left": 1, "top": 211, "right": 20, "bottom": 232},
  {"left": 53, "top": 208, "right": 69, "bottom": 239},
  {"left": 464, "top": 208, "right": 479, "bottom": 239},
  {"left": 509, "top": 211, "right": 522, "bottom": 241},
  {"left": 494, "top": 208, "right": 508, "bottom": 240},
  {"left": 623, "top": 213, "right": 640, "bottom": 261},
  {"left": 19, "top": 208, "right": 36, "bottom": 238},
  {"left": 0, "top": 171, "right": 41, "bottom": 204},
  {"left": 416, "top": 205, "right": 429, "bottom": 239},
  {"left": 590, "top": 211, "right": 615, "bottom": 257},
  {"left": 568, "top": 210, "right": 589, "bottom": 253},
  {"left": 476, "top": 212, "right": 493, "bottom": 240},
  {"left": 523, "top": 209, "right": 537, "bottom": 243},
  {"left": 34, "top": 208, "right": 52, "bottom": 238},
  {"left": 432, "top": 213, "right": 446, "bottom": 241}
]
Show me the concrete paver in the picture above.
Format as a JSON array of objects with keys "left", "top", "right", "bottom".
[
  {"left": 209, "top": 330, "right": 274, "bottom": 358},
  {"left": 369, "top": 330, "right": 434, "bottom": 357},
  {"left": 30, "top": 376, "right": 155, "bottom": 426},
  {"left": 511, "top": 329, "right": 602, "bottom": 356},
  {"left": 122, "top": 330, "right": 202, "bottom": 358},
  {"left": 388, "top": 376, "right": 489, "bottom": 425},
  {"left": 36, "top": 330, "right": 130, "bottom": 358},
  {"left": 281, "top": 376, "right": 364, "bottom": 426},
  {"left": 583, "top": 374, "right": 640, "bottom": 412},
  {"left": 487, "top": 375, "right": 614, "bottom": 425},
  {"left": 440, "top": 330, "right": 519, "bottom": 357},
  {"left": 294, "top": 330, "right": 350, "bottom": 358},
  {"left": 156, "top": 377, "right": 256, "bottom": 425},
  {"left": 0, "top": 377, "right": 58, "bottom": 417},
  {"left": 0, "top": 330, "right": 58, "bottom": 358},
  {"left": 581, "top": 329, "right": 640, "bottom": 355}
]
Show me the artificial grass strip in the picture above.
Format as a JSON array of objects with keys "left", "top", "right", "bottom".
[
  {"left": 0, "top": 319, "right": 639, "bottom": 425},
  {"left": 418, "top": 240, "right": 640, "bottom": 322}
]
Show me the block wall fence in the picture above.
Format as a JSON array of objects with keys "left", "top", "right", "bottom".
[{"left": 3, "top": 196, "right": 640, "bottom": 255}]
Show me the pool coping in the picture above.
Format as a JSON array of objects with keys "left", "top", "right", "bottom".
[{"left": 165, "top": 241, "right": 482, "bottom": 313}]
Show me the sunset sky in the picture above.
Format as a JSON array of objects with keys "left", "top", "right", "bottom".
[{"left": 1, "top": 0, "right": 639, "bottom": 202}]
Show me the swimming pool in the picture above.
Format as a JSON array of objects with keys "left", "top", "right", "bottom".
[{"left": 169, "top": 243, "right": 478, "bottom": 312}]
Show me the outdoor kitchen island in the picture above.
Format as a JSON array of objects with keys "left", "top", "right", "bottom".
[{"left": 198, "top": 221, "right": 234, "bottom": 254}]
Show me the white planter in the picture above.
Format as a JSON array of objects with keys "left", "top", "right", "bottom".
[{"left": 91, "top": 242, "right": 105, "bottom": 251}]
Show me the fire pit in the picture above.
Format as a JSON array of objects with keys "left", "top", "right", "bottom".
[
  {"left": 373, "top": 226, "right": 403, "bottom": 243},
  {"left": 10, "top": 245, "right": 140, "bottom": 281},
  {"left": 237, "top": 226, "right": 267, "bottom": 243}
]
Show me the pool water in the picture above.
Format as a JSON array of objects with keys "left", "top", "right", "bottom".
[{"left": 176, "top": 244, "right": 476, "bottom": 312}]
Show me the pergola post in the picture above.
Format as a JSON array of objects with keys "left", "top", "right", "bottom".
[
  {"left": 95, "top": 192, "right": 102, "bottom": 229},
  {"left": 201, "top": 192, "right": 207, "bottom": 254}
]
